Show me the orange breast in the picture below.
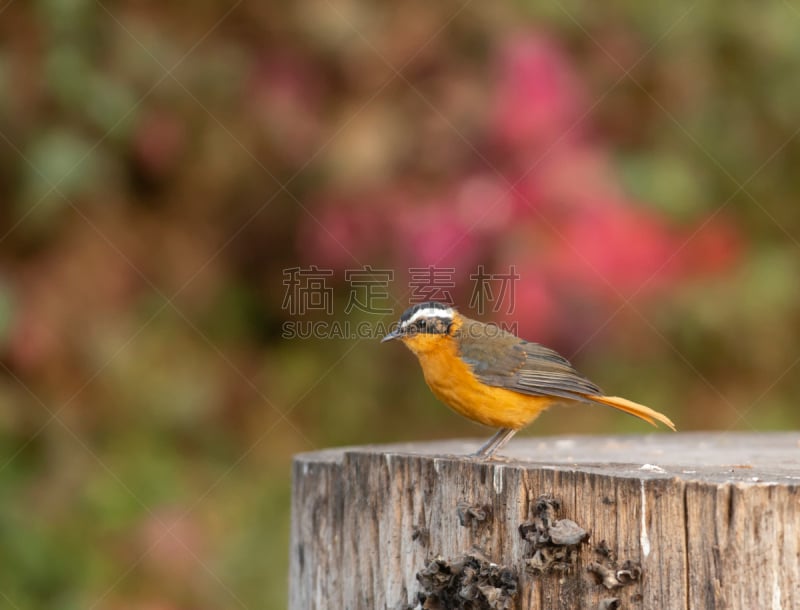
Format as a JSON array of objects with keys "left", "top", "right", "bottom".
[{"left": 411, "top": 336, "right": 556, "bottom": 429}]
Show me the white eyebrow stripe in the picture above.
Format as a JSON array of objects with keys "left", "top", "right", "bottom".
[{"left": 401, "top": 307, "right": 454, "bottom": 327}]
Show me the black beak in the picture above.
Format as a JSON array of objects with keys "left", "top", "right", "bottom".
[{"left": 381, "top": 329, "right": 402, "bottom": 343}]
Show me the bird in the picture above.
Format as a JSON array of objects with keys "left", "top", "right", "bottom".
[{"left": 382, "top": 301, "right": 675, "bottom": 458}]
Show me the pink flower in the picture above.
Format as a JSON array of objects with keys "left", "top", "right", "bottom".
[
  {"left": 295, "top": 29, "right": 743, "bottom": 331},
  {"left": 500, "top": 275, "right": 558, "bottom": 344},
  {"left": 297, "top": 192, "right": 390, "bottom": 268},
  {"left": 490, "top": 34, "right": 586, "bottom": 153},
  {"left": 393, "top": 197, "right": 480, "bottom": 270},
  {"left": 454, "top": 174, "right": 515, "bottom": 236},
  {"left": 552, "top": 199, "right": 678, "bottom": 297}
]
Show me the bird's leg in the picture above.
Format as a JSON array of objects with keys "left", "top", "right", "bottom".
[
  {"left": 473, "top": 428, "right": 518, "bottom": 458},
  {"left": 487, "top": 428, "right": 518, "bottom": 455}
]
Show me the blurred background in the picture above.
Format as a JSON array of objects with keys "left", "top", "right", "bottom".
[{"left": 1, "top": 0, "right": 799, "bottom": 608}]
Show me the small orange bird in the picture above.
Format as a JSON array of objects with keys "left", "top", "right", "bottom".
[{"left": 382, "top": 301, "right": 675, "bottom": 457}]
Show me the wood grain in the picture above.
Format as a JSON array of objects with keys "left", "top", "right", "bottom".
[{"left": 289, "top": 433, "right": 800, "bottom": 609}]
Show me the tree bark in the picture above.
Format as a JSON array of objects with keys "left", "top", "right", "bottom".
[{"left": 289, "top": 432, "right": 800, "bottom": 609}]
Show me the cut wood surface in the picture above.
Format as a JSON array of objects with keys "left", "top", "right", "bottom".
[{"left": 289, "top": 432, "right": 800, "bottom": 610}]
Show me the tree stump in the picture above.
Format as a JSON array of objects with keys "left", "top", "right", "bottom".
[{"left": 289, "top": 432, "right": 800, "bottom": 609}]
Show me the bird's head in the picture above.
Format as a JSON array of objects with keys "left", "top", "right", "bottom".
[{"left": 381, "top": 301, "right": 459, "bottom": 354}]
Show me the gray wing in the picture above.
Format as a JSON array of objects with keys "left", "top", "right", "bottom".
[{"left": 456, "top": 320, "right": 602, "bottom": 402}]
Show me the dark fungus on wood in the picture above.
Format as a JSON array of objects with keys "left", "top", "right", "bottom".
[
  {"left": 456, "top": 501, "right": 493, "bottom": 528},
  {"left": 588, "top": 542, "right": 642, "bottom": 590},
  {"left": 416, "top": 554, "right": 518, "bottom": 610},
  {"left": 594, "top": 540, "right": 615, "bottom": 561},
  {"left": 519, "top": 494, "right": 590, "bottom": 575},
  {"left": 412, "top": 525, "right": 430, "bottom": 547},
  {"left": 291, "top": 435, "right": 800, "bottom": 609}
]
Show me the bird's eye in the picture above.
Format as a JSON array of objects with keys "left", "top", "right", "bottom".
[{"left": 418, "top": 319, "right": 427, "bottom": 329}]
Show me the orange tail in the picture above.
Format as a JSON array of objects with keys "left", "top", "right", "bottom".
[{"left": 588, "top": 395, "right": 676, "bottom": 431}]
